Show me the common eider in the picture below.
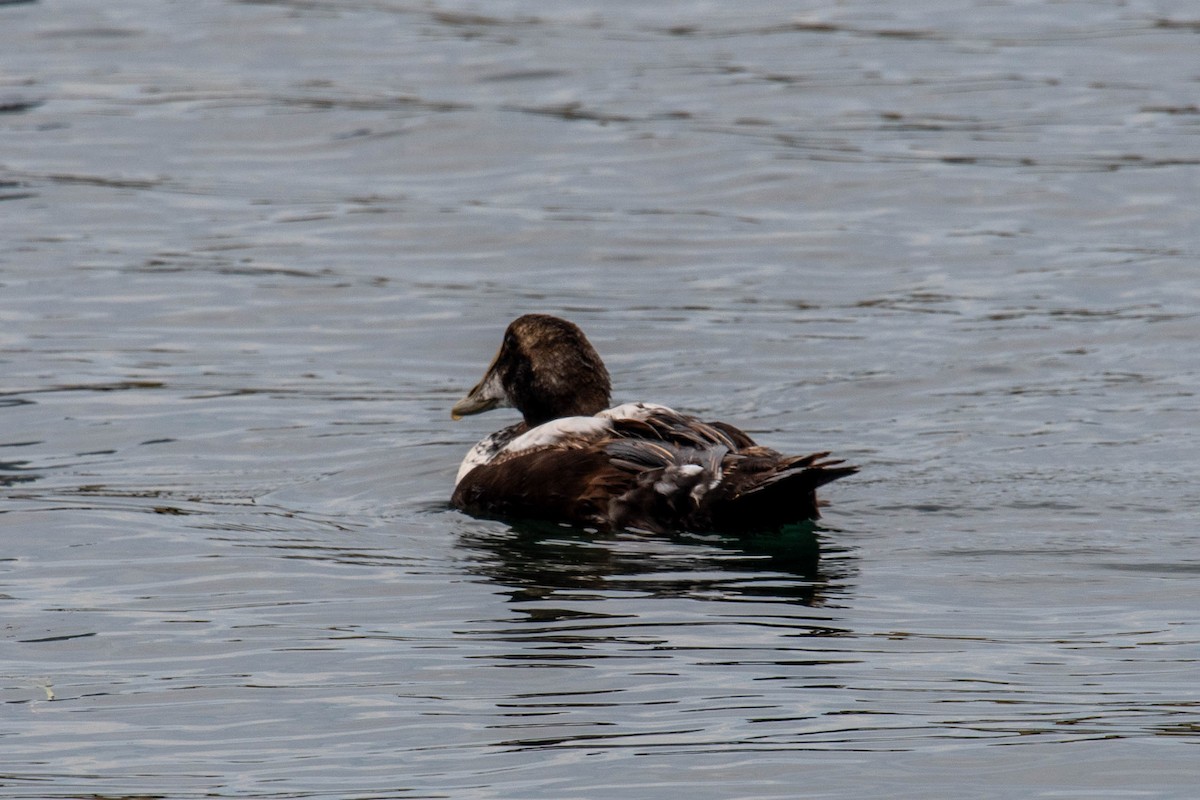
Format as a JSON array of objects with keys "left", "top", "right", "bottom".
[{"left": 451, "top": 314, "right": 856, "bottom": 534}]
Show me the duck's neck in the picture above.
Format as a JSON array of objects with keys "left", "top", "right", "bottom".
[{"left": 521, "top": 389, "right": 610, "bottom": 428}]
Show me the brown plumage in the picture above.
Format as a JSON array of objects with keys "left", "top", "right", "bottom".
[{"left": 451, "top": 314, "right": 857, "bottom": 534}]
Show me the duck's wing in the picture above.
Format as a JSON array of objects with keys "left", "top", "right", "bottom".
[
  {"left": 603, "top": 437, "right": 729, "bottom": 534},
  {"left": 605, "top": 404, "right": 758, "bottom": 452}
]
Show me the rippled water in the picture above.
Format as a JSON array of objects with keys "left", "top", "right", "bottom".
[{"left": 2, "top": 0, "right": 1198, "bottom": 797}]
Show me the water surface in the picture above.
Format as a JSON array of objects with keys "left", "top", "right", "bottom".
[{"left": 2, "top": 1, "right": 1198, "bottom": 797}]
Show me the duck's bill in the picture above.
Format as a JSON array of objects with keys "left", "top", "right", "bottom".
[
  {"left": 451, "top": 388, "right": 499, "bottom": 420},
  {"left": 451, "top": 357, "right": 508, "bottom": 420}
]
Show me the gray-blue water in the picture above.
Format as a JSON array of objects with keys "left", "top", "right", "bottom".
[{"left": 2, "top": 1, "right": 1198, "bottom": 797}]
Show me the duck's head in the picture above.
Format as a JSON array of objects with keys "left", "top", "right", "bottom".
[{"left": 452, "top": 314, "right": 612, "bottom": 427}]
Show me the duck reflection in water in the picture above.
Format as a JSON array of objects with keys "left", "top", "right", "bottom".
[
  {"left": 455, "top": 515, "right": 857, "bottom": 609},
  {"left": 451, "top": 314, "right": 857, "bottom": 536}
]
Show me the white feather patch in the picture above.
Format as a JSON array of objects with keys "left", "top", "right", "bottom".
[
  {"left": 654, "top": 464, "right": 699, "bottom": 492},
  {"left": 506, "top": 416, "right": 611, "bottom": 452},
  {"left": 456, "top": 427, "right": 518, "bottom": 485},
  {"left": 455, "top": 416, "right": 613, "bottom": 486},
  {"left": 597, "top": 401, "right": 674, "bottom": 421}
]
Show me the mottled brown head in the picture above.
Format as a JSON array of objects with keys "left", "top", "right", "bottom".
[{"left": 452, "top": 314, "right": 613, "bottom": 427}]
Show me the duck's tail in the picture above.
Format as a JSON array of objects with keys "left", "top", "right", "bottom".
[
  {"left": 712, "top": 453, "right": 858, "bottom": 532},
  {"left": 606, "top": 441, "right": 857, "bottom": 534}
]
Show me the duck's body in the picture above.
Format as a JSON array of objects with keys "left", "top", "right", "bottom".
[{"left": 451, "top": 315, "right": 856, "bottom": 534}]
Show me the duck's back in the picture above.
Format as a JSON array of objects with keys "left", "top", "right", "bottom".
[{"left": 452, "top": 403, "right": 856, "bottom": 534}]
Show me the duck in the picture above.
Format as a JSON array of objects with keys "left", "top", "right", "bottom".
[{"left": 450, "top": 314, "right": 856, "bottom": 534}]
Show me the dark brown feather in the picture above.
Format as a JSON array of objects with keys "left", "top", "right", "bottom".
[{"left": 453, "top": 447, "right": 632, "bottom": 527}]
